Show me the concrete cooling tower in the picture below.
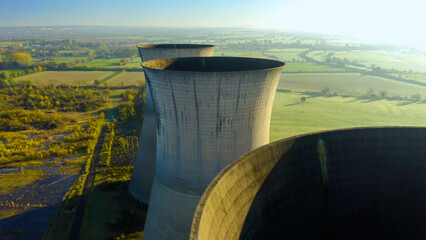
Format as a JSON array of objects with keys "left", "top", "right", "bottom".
[
  {"left": 141, "top": 57, "right": 285, "bottom": 239},
  {"left": 191, "top": 127, "right": 426, "bottom": 240},
  {"left": 129, "top": 44, "right": 215, "bottom": 205}
]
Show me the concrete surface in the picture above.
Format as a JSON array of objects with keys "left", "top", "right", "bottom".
[
  {"left": 142, "top": 57, "right": 285, "bottom": 240},
  {"left": 129, "top": 44, "right": 215, "bottom": 204},
  {"left": 191, "top": 127, "right": 426, "bottom": 240}
]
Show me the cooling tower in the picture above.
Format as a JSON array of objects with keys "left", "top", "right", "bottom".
[
  {"left": 191, "top": 127, "right": 426, "bottom": 240},
  {"left": 141, "top": 57, "right": 285, "bottom": 239},
  {"left": 129, "top": 44, "right": 215, "bottom": 204}
]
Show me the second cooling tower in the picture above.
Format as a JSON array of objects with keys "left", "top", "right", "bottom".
[
  {"left": 130, "top": 44, "right": 214, "bottom": 205},
  {"left": 141, "top": 57, "right": 285, "bottom": 239}
]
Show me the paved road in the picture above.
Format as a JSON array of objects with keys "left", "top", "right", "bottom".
[{"left": 69, "top": 125, "right": 108, "bottom": 240}]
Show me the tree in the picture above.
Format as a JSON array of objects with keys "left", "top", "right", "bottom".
[
  {"left": 88, "top": 50, "right": 95, "bottom": 60},
  {"left": 0, "top": 78, "right": 7, "bottom": 86},
  {"left": 366, "top": 88, "right": 375, "bottom": 98},
  {"left": 10, "top": 53, "right": 32, "bottom": 67},
  {"left": 380, "top": 90, "right": 387, "bottom": 99},
  {"left": 411, "top": 93, "right": 422, "bottom": 102},
  {"left": 301, "top": 97, "right": 306, "bottom": 103},
  {"left": 8, "top": 78, "right": 16, "bottom": 86},
  {"left": 0, "top": 72, "right": 9, "bottom": 80},
  {"left": 321, "top": 87, "right": 330, "bottom": 95},
  {"left": 119, "top": 58, "right": 129, "bottom": 66}
]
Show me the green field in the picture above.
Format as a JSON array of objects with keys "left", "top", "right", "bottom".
[
  {"left": 332, "top": 50, "right": 426, "bottom": 72},
  {"left": 0, "top": 69, "right": 26, "bottom": 75},
  {"left": 283, "top": 62, "right": 346, "bottom": 72},
  {"left": 54, "top": 57, "right": 88, "bottom": 63},
  {"left": 265, "top": 48, "right": 306, "bottom": 62},
  {"left": 107, "top": 71, "right": 144, "bottom": 87},
  {"left": 270, "top": 91, "right": 426, "bottom": 141},
  {"left": 306, "top": 51, "right": 333, "bottom": 62},
  {"left": 237, "top": 51, "right": 270, "bottom": 59},
  {"left": 75, "top": 58, "right": 141, "bottom": 69},
  {"left": 279, "top": 73, "right": 426, "bottom": 97},
  {"left": 212, "top": 50, "right": 245, "bottom": 57},
  {"left": 0, "top": 42, "right": 24, "bottom": 47},
  {"left": 391, "top": 73, "right": 426, "bottom": 84},
  {"left": 15, "top": 71, "right": 117, "bottom": 86}
]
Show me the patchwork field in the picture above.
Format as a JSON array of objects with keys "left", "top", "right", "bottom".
[
  {"left": 391, "top": 73, "right": 426, "bottom": 84},
  {"left": 270, "top": 91, "right": 426, "bottom": 141},
  {"left": 265, "top": 48, "right": 306, "bottom": 62},
  {"left": 0, "top": 42, "right": 24, "bottom": 47},
  {"left": 279, "top": 73, "right": 426, "bottom": 97},
  {"left": 282, "top": 62, "right": 346, "bottom": 72},
  {"left": 54, "top": 57, "right": 87, "bottom": 63},
  {"left": 107, "top": 71, "right": 145, "bottom": 87},
  {"left": 75, "top": 58, "right": 142, "bottom": 69},
  {"left": 332, "top": 50, "right": 426, "bottom": 72},
  {"left": 0, "top": 69, "right": 26, "bottom": 75},
  {"left": 15, "top": 71, "right": 117, "bottom": 86}
]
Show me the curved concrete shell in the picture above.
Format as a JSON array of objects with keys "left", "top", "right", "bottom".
[
  {"left": 191, "top": 127, "right": 426, "bottom": 240},
  {"left": 129, "top": 44, "right": 215, "bottom": 205},
  {"left": 142, "top": 57, "right": 285, "bottom": 240}
]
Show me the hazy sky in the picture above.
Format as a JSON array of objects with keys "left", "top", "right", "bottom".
[{"left": 1, "top": 0, "right": 426, "bottom": 49}]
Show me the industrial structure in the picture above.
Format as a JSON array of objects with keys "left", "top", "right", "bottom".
[
  {"left": 141, "top": 57, "right": 285, "bottom": 239},
  {"left": 129, "top": 44, "right": 215, "bottom": 204},
  {"left": 191, "top": 127, "right": 426, "bottom": 240}
]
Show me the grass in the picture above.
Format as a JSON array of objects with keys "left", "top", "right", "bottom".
[
  {"left": 270, "top": 91, "right": 426, "bottom": 141},
  {"left": 0, "top": 42, "right": 24, "bottom": 47},
  {"left": 0, "top": 168, "right": 46, "bottom": 195},
  {"left": 75, "top": 58, "right": 142, "bottom": 69},
  {"left": 332, "top": 50, "right": 426, "bottom": 73},
  {"left": 238, "top": 51, "right": 270, "bottom": 59},
  {"left": 79, "top": 166, "right": 145, "bottom": 240},
  {"left": 391, "top": 73, "right": 426, "bottom": 84},
  {"left": 53, "top": 57, "right": 87, "bottom": 63},
  {"left": 0, "top": 69, "right": 26, "bottom": 74},
  {"left": 265, "top": 48, "right": 307, "bottom": 62},
  {"left": 279, "top": 73, "right": 426, "bottom": 97},
  {"left": 306, "top": 51, "right": 333, "bottom": 62},
  {"left": 15, "top": 71, "right": 117, "bottom": 86},
  {"left": 213, "top": 50, "right": 246, "bottom": 57},
  {"left": 283, "top": 62, "right": 346, "bottom": 72},
  {"left": 107, "top": 72, "right": 145, "bottom": 87}
]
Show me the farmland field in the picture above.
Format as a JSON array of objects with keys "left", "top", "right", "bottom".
[
  {"left": 107, "top": 71, "right": 145, "bottom": 86},
  {"left": 54, "top": 57, "right": 87, "bottom": 63},
  {"left": 279, "top": 73, "right": 426, "bottom": 97},
  {"left": 265, "top": 48, "right": 306, "bottom": 62},
  {"left": 15, "top": 71, "right": 117, "bottom": 86},
  {"left": 270, "top": 91, "right": 426, "bottom": 141},
  {"left": 332, "top": 50, "right": 426, "bottom": 72},
  {"left": 391, "top": 73, "right": 426, "bottom": 84},
  {"left": 283, "top": 62, "right": 346, "bottom": 72},
  {"left": 238, "top": 51, "right": 270, "bottom": 59},
  {"left": 0, "top": 69, "right": 26, "bottom": 75},
  {"left": 306, "top": 51, "right": 334, "bottom": 62},
  {"left": 0, "top": 42, "right": 24, "bottom": 47},
  {"left": 75, "top": 58, "right": 141, "bottom": 69},
  {"left": 213, "top": 50, "right": 245, "bottom": 57}
]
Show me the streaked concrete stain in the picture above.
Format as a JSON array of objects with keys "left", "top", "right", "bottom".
[
  {"left": 129, "top": 44, "right": 215, "bottom": 204},
  {"left": 141, "top": 57, "right": 285, "bottom": 240}
]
